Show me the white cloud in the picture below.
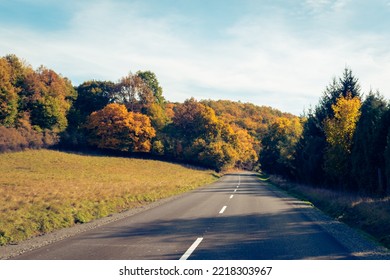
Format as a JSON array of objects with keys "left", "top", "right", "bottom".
[
  {"left": 1, "top": 0, "right": 390, "bottom": 115},
  {"left": 221, "top": 14, "right": 390, "bottom": 109},
  {"left": 304, "top": 0, "right": 350, "bottom": 14}
]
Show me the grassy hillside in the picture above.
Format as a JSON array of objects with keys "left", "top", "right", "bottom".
[{"left": 0, "top": 150, "right": 218, "bottom": 245}]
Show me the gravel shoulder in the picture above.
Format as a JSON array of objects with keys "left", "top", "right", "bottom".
[{"left": 267, "top": 183, "right": 390, "bottom": 260}]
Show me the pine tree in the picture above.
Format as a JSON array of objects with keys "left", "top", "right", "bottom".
[
  {"left": 294, "top": 68, "right": 361, "bottom": 186},
  {"left": 350, "top": 91, "right": 387, "bottom": 194}
]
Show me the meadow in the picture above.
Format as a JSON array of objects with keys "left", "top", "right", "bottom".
[{"left": 0, "top": 150, "right": 218, "bottom": 245}]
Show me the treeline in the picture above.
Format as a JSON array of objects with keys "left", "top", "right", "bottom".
[
  {"left": 0, "top": 54, "right": 298, "bottom": 172},
  {"left": 290, "top": 69, "right": 390, "bottom": 196},
  {"left": 0, "top": 55, "right": 76, "bottom": 151},
  {"left": 3, "top": 55, "right": 388, "bottom": 196}
]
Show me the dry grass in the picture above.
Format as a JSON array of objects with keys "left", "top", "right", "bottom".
[
  {"left": 0, "top": 150, "right": 218, "bottom": 245},
  {"left": 269, "top": 175, "right": 390, "bottom": 249}
]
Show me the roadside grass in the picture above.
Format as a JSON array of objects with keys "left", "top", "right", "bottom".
[
  {"left": 267, "top": 175, "right": 390, "bottom": 249},
  {"left": 0, "top": 150, "right": 218, "bottom": 246}
]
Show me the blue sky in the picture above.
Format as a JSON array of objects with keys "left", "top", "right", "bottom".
[{"left": 1, "top": 0, "right": 390, "bottom": 114}]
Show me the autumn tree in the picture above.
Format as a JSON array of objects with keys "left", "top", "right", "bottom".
[
  {"left": 74, "top": 81, "right": 114, "bottom": 119},
  {"left": 261, "top": 117, "right": 303, "bottom": 177},
  {"left": 170, "top": 98, "right": 238, "bottom": 170},
  {"left": 173, "top": 98, "right": 218, "bottom": 140},
  {"left": 202, "top": 99, "right": 295, "bottom": 158},
  {"left": 67, "top": 81, "right": 115, "bottom": 129},
  {"left": 232, "top": 125, "right": 259, "bottom": 169},
  {"left": 323, "top": 94, "right": 361, "bottom": 185},
  {"left": 113, "top": 73, "right": 154, "bottom": 113},
  {"left": 0, "top": 55, "right": 78, "bottom": 151},
  {"left": 18, "top": 66, "right": 76, "bottom": 132},
  {"left": 136, "top": 71, "right": 165, "bottom": 104},
  {"left": 86, "top": 103, "right": 156, "bottom": 152},
  {"left": 0, "top": 54, "right": 31, "bottom": 127},
  {"left": 197, "top": 140, "right": 238, "bottom": 171},
  {"left": 146, "top": 102, "right": 170, "bottom": 130},
  {"left": 127, "top": 72, "right": 170, "bottom": 155},
  {"left": 168, "top": 98, "right": 261, "bottom": 170},
  {"left": 3, "top": 54, "right": 26, "bottom": 87},
  {"left": 60, "top": 80, "right": 115, "bottom": 147},
  {"left": 0, "top": 57, "right": 18, "bottom": 126},
  {"left": 172, "top": 98, "right": 217, "bottom": 157}
]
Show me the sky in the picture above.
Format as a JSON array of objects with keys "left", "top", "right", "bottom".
[{"left": 1, "top": 0, "right": 390, "bottom": 115}]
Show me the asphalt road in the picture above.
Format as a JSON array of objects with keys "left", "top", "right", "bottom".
[{"left": 10, "top": 172, "right": 388, "bottom": 260}]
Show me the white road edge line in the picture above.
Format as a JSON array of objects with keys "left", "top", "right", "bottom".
[
  {"left": 230, "top": 195, "right": 234, "bottom": 199},
  {"left": 219, "top": 206, "right": 227, "bottom": 214},
  {"left": 179, "top": 237, "right": 203, "bottom": 260}
]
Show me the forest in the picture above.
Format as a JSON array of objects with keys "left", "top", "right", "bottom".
[{"left": 1, "top": 54, "right": 390, "bottom": 197}]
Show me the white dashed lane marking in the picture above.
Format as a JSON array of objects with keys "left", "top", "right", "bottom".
[
  {"left": 219, "top": 206, "right": 227, "bottom": 214},
  {"left": 179, "top": 238, "right": 203, "bottom": 260}
]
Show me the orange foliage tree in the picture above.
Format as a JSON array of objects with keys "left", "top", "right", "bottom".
[{"left": 86, "top": 103, "right": 156, "bottom": 152}]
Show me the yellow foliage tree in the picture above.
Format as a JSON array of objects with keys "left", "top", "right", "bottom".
[
  {"left": 86, "top": 103, "right": 156, "bottom": 152},
  {"left": 260, "top": 116, "right": 303, "bottom": 176},
  {"left": 323, "top": 93, "right": 362, "bottom": 181},
  {"left": 232, "top": 124, "right": 259, "bottom": 169},
  {"left": 198, "top": 140, "right": 238, "bottom": 171}
]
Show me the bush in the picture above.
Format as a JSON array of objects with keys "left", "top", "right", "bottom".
[{"left": 0, "top": 125, "right": 59, "bottom": 153}]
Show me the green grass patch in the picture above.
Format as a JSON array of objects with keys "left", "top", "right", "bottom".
[{"left": 0, "top": 149, "right": 218, "bottom": 245}]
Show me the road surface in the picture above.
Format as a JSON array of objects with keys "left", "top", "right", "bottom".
[{"left": 9, "top": 172, "right": 389, "bottom": 259}]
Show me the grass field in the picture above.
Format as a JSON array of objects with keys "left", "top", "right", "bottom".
[
  {"left": 269, "top": 175, "right": 390, "bottom": 249},
  {"left": 0, "top": 150, "right": 218, "bottom": 245}
]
